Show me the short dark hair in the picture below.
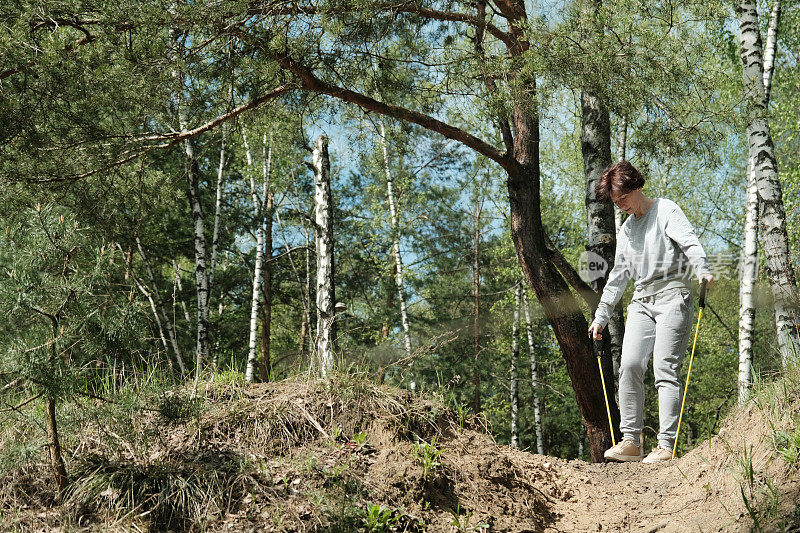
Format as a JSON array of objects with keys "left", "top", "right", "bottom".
[{"left": 596, "top": 161, "right": 645, "bottom": 202}]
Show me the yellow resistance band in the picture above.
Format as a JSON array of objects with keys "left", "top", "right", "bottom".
[
  {"left": 597, "top": 355, "right": 616, "bottom": 447},
  {"left": 672, "top": 306, "right": 704, "bottom": 460}
]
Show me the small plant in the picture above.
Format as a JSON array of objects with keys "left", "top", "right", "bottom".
[
  {"left": 412, "top": 436, "right": 443, "bottom": 480},
  {"left": 361, "top": 503, "right": 400, "bottom": 532},
  {"left": 773, "top": 427, "right": 800, "bottom": 465},
  {"left": 352, "top": 432, "right": 368, "bottom": 446},
  {"left": 449, "top": 394, "right": 472, "bottom": 429}
]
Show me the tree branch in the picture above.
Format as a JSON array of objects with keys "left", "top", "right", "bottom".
[
  {"left": 474, "top": 0, "right": 514, "bottom": 157},
  {"left": 32, "top": 85, "right": 291, "bottom": 182},
  {"left": 270, "top": 48, "right": 512, "bottom": 170},
  {"left": 246, "top": 1, "right": 514, "bottom": 48}
]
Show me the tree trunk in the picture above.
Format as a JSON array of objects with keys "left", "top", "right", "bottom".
[
  {"left": 471, "top": 199, "right": 482, "bottom": 414},
  {"left": 739, "top": 157, "right": 759, "bottom": 403},
  {"left": 522, "top": 288, "right": 544, "bottom": 455},
  {"left": 510, "top": 283, "right": 521, "bottom": 449},
  {"left": 303, "top": 230, "right": 313, "bottom": 356},
  {"left": 378, "top": 119, "right": 413, "bottom": 358},
  {"left": 243, "top": 133, "right": 271, "bottom": 383},
  {"left": 169, "top": 25, "right": 209, "bottom": 382},
  {"left": 208, "top": 128, "right": 226, "bottom": 292},
  {"left": 133, "top": 272, "right": 174, "bottom": 371},
  {"left": 183, "top": 135, "right": 211, "bottom": 382},
  {"left": 615, "top": 115, "right": 627, "bottom": 234},
  {"left": 736, "top": 0, "right": 800, "bottom": 366},
  {"left": 46, "top": 397, "right": 68, "bottom": 498},
  {"left": 581, "top": 89, "right": 622, "bottom": 430},
  {"left": 313, "top": 135, "right": 336, "bottom": 375},
  {"left": 739, "top": 0, "right": 781, "bottom": 402},
  {"left": 45, "top": 318, "right": 67, "bottom": 498},
  {"left": 508, "top": 83, "right": 616, "bottom": 461},
  {"left": 260, "top": 189, "right": 274, "bottom": 382}
]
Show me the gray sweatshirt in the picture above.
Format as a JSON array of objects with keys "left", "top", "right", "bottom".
[{"left": 592, "top": 198, "right": 711, "bottom": 328}]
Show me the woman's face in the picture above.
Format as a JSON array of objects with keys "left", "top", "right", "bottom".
[{"left": 610, "top": 188, "right": 640, "bottom": 214}]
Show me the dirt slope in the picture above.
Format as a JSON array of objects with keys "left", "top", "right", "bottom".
[{"left": 1, "top": 374, "right": 798, "bottom": 532}]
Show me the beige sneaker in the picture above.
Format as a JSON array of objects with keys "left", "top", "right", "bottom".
[
  {"left": 642, "top": 445, "right": 673, "bottom": 463},
  {"left": 604, "top": 437, "right": 643, "bottom": 462}
]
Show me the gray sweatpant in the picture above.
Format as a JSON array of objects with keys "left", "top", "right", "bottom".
[{"left": 619, "top": 286, "right": 694, "bottom": 450}]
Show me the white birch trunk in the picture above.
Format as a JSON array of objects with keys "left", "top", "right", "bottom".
[
  {"left": 208, "top": 129, "right": 226, "bottom": 292},
  {"left": 313, "top": 135, "right": 335, "bottom": 375},
  {"left": 378, "top": 119, "right": 413, "bottom": 358},
  {"left": 305, "top": 229, "right": 313, "bottom": 355},
  {"left": 736, "top": 0, "right": 800, "bottom": 366},
  {"left": 739, "top": 161, "right": 759, "bottom": 403},
  {"left": 522, "top": 288, "right": 544, "bottom": 455},
  {"left": 762, "top": 0, "right": 781, "bottom": 104},
  {"left": 169, "top": 24, "right": 210, "bottom": 382},
  {"left": 510, "top": 284, "right": 521, "bottom": 449},
  {"left": 615, "top": 116, "right": 627, "bottom": 234},
  {"left": 243, "top": 133, "right": 271, "bottom": 382},
  {"left": 739, "top": 0, "right": 781, "bottom": 402},
  {"left": 184, "top": 135, "right": 211, "bottom": 383}
]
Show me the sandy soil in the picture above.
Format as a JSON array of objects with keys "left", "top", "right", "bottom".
[{"left": 1, "top": 377, "right": 798, "bottom": 532}]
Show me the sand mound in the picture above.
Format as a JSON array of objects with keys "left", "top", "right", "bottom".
[{"left": 1, "top": 372, "right": 799, "bottom": 531}]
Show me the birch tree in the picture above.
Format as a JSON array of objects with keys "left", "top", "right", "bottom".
[
  {"left": 377, "top": 119, "right": 413, "bottom": 359},
  {"left": 738, "top": 0, "right": 782, "bottom": 403},
  {"left": 736, "top": 0, "right": 800, "bottom": 366},
  {"left": 313, "top": 135, "right": 336, "bottom": 375},
  {"left": 244, "top": 132, "right": 272, "bottom": 383},
  {"left": 522, "top": 289, "right": 544, "bottom": 455},
  {"left": 510, "top": 283, "right": 521, "bottom": 449}
]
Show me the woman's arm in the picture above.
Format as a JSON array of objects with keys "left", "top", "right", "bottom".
[
  {"left": 592, "top": 240, "right": 631, "bottom": 329},
  {"left": 664, "top": 204, "right": 712, "bottom": 280}
]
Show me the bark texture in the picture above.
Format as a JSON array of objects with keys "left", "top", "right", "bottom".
[
  {"left": 511, "top": 283, "right": 521, "bottom": 449},
  {"left": 378, "top": 119, "right": 413, "bottom": 358},
  {"left": 522, "top": 289, "right": 544, "bottom": 454},
  {"left": 581, "top": 87, "right": 622, "bottom": 450},
  {"left": 313, "top": 135, "right": 336, "bottom": 375},
  {"left": 244, "top": 133, "right": 268, "bottom": 383},
  {"left": 736, "top": 0, "right": 800, "bottom": 366},
  {"left": 738, "top": 0, "right": 781, "bottom": 402}
]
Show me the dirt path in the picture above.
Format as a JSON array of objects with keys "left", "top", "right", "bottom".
[{"left": 528, "top": 404, "right": 800, "bottom": 532}]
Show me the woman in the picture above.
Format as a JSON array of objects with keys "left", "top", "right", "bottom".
[{"left": 588, "top": 161, "right": 714, "bottom": 463}]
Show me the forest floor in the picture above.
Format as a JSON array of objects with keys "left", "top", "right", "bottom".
[{"left": 1, "top": 371, "right": 799, "bottom": 532}]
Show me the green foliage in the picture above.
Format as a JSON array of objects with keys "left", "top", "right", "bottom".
[
  {"left": 411, "top": 436, "right": 443, "bottom": 481},
  {"left": 772, "top": 426, "right": 800, "bottom": 465},
  {"left": 361, "top": 503, "right": 400, "bottom": 532}
]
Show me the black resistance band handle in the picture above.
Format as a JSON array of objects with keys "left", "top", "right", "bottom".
[
  {"left": 699, "top": 279, "right": 708, "bottom": 309},
  {"left": 593, "top": 338, "right": 603, "bottom": 357}
]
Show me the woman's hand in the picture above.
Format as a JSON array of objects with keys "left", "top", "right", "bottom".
[
  {"left": 588, "top": 322, "right": 603, "bottom": 340},
  {"left": 699, "top": 273, "right": 714, "bottom": 288}
]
